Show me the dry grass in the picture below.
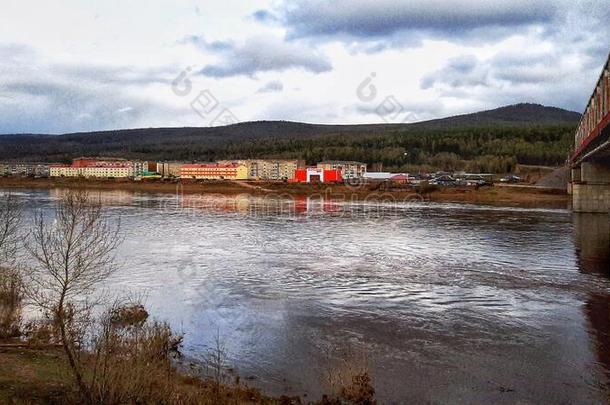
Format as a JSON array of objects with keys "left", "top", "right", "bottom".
[
  {"left": 0, "top": 346, "right": 77, "bottom": 404},
  {"left": 87, "top": 311, "right": 182, "bottom": 404},
  {"left": 319, "top": 346, "right": 377, "bottom": 405},
  {"left": 1, "top": 313, "right": 376, "bottom": 404},
  {"left": 83, "top": 303, "right": 293, "bottom": 405},
  {"left": 0, "top": 267, "right": 23, "bottom": 340},
  {"left": 0, "top": 347, "right": 289, "bottom": 405}
]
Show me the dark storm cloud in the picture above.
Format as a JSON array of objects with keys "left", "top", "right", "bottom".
[
  {"left": 256, "top": 0, "right": 557, "bottom": 43},
  {"left": 195, "top": 35, "right": 332, "bottom": 78},
  {"left": 415, "top": 0, "right": 609, "bottom": 113}
]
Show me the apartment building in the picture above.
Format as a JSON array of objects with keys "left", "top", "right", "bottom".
[
  {"left": 246, "top": 159, "right": 299, "bottom": 180},
  {"left": 0, "top": 163, "right": 51, "bottom": 177},
  {"left": 133, "top": 161, "right": 156, "bottom": 176},
  {"left": 180, "top": 163, "right": 248, "bottom": 180},
  {"left": 50, "top": 157, "right": 134, "bottom": 178},
  {"left": 50, "top": 165, "right": 80, "bottom": 177},
  {"left": 215, "top": 159, "right": 301, "bottom": 180},
  {"left": 156, "top": 161, "right": 184, "bottom": 178},
  {"left": 316, "top": 161, "right": 367, "bottom": 179}
]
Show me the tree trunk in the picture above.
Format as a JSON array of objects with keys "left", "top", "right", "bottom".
[{"left": 57, "top": 306, "right": 92, "bottom": 403}]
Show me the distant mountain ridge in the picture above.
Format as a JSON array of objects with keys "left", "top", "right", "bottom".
[
  {"left": 0, "top": 103, "right": 580, "bottom": 163},
  {"left": 410, "top": 103, "right": 581, "bottom": 128}
]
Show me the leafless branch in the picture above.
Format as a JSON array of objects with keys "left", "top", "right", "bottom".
[{"left": 23, "top": 189, "right": 123, "bottom": 401}]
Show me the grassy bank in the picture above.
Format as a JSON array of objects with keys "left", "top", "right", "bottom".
[
  {"left": 0, "top": 345, "right": 286, "bottom": 404},
  {"left": 0, "top": 346, "right": 73, "bottom": 404},
  {"left": 0, "top": 339, "right": 374, "bottom": 404},
  {"left": 0, "top": 177, "right": 569, "bottom": 209}
]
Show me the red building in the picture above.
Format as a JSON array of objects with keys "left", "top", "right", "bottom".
[
  {"left": 293, "top": 168, "right": 343, "bottom": 183},
  {"left": 71, "top": 157, "right": 129, "bottom": 168}
]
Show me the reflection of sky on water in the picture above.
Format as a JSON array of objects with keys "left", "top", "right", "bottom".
[{"left": 11, "top": 188, "right": 610, "bottom": 403}]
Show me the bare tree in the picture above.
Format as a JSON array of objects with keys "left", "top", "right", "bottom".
[
  {"left": 205, "top": 329, "right": 230, "bottom": 402},
  {"left": 0, "top": 192, "right": 22, "bottom": 264},
  {"left": 24, "top": 190, "right": 121, "bottom": 401},
  {"left": 0, "top": 192, "right": 23, "bottom": 339}
]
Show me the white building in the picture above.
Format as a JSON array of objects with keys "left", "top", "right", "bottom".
[
  {"left": 50, "top": 161, "right": 134, "bottom": 178},
  {"left": 363, "top": 172, "right": 393, "bottom": 181},
  {"left": 246, "top": 159, "right": 299, "bottom": 180},
  {"left": 317, "top": 161, "right": 367, "bottom": 179},
  {"left": 0, "top": 163, "right": 51, "bottom": 177}
]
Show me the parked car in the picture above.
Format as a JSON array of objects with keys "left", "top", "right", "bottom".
[
  {"left": 432, "top": 175, "right": 457, "bottom": 186},
  {"left": 461, "top": 175, "right": 493, "bottom": 187},
  {"left": 500, "top": 175, "right": 521, "bottom": 183}
]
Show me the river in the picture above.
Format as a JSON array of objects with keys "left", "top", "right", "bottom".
[{"left": 12, "top": 188, "right": 610, "bottom": 404}]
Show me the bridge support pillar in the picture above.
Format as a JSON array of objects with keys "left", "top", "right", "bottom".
[{"left": 573, "top": 162, "right": 610, "bottom": 213}]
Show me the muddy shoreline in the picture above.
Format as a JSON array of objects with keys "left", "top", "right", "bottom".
[{"left": 0, "top": 177, "right": 570, "bottom": 209}]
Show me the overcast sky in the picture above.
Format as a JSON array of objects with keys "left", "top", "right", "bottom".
[{"left": 0, "top": 0, "right": 608, "bottom": 134}]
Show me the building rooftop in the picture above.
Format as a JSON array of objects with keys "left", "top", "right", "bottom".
[
  {"left": 54, "top": 162, "right": 132, "bottom": 168},
  {"left": 182, "top": 163, "right": 241, "bottom": 169},
  {"left": 73, "top": 156, "right": 127, "bottom": 161},
  {"left": 364, "top": 172, "right": 392, "bottom": 179}
]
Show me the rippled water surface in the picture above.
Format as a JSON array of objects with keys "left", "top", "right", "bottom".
[{"left": 15, "top": 189, "right": 610, "bottom": 404}]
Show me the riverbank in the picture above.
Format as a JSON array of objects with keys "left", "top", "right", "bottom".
[
  {"left": 0, "top": 346, "right": 71, "bottom": 403},
  {"left": 0, "top": 345, "right": 284, "bottom": 404},
  {"left": 0, "top": 177, "right": 570, "bottom": 209}
]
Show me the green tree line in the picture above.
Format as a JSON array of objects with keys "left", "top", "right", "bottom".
[{"left": 213, "top": 124, "right": 575, "bottom": 173}]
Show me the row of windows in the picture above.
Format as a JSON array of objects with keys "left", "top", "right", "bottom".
[
  {"left": 182, "top": 168, "right": 237, "bottom": 171},
  {"left": 182, "top": 172, "right": 238, "bottom": 175},
  {"left": 51, "top": 168, "right": 132, "bottom": 177}
]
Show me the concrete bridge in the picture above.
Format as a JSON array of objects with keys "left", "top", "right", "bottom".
[{"left": 571, "top": 53, "right": 610, "bottom": 213}]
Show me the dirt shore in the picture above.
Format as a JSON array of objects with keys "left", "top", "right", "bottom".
[{"left": 0, "top": 177, "right": 570, "bottom": 209}]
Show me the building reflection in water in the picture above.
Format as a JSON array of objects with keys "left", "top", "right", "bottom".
[
  {"left": 178, "top": 193, "right": 342, "bottom": 216},
  {"left": 49, "top": 188, "right": 135, "bottom": 206},
  {"left": 573, "top": 213, "right": 610, "bottom": 388}
]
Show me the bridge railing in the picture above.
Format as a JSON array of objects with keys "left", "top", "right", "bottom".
[{"left": 573, "top": 53, "right": 610, "bottom": 162}]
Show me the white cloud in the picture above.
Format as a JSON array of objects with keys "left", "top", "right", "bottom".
[
  {"left": 421, "top": 43, "right": 604, "bottom": 112},
  {"left": 0, "top": 0, "right": 607, "bottom": 133},
  {"left": 0, "top": 46, "right": 191, "bottom": 133}
]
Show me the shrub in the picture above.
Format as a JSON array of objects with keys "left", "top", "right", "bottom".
[
  {"left": 0, "top": 267, "right": 23, "bottom": 339},
  {"left": 88, "top": 303, "right": 183, "bottom": 404}
]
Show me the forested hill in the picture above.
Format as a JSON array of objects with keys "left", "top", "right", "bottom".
[
  {"left": 0, "top": 103, "right": 581, "bottom": 173},
  {"left": 409, "top": 103, "right": 580, "bottom": 128}
]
